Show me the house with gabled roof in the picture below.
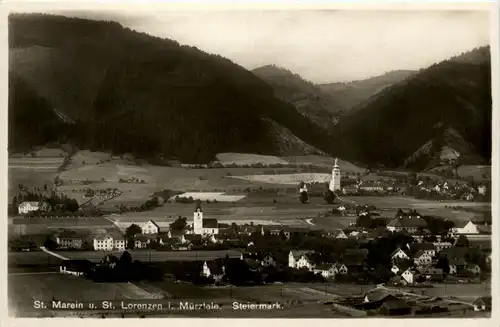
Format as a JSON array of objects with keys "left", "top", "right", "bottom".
[
  {"left": 391, "top": 247, "right": 410, "bottom": 261},
  {"left": 473, "top": 296, "right": 492, "bottom": 312},
  {"left": 413, "top": 250, "right": 433, "bottom": 267},
  {"left": 452, "top": 220, "right": 479, "bottom": 235},
  {"left": 407, "top": 242, "right": 437, "bottom": 257},
  {"left": 201, "top": 260, "right": 225, "bottom": 282},
  {"left": 141, "top": 220, "right": 160, "bottom": 234},
  {"left": 333, "top": 263, "right": 348, "bottom": 275},
  {"left": 313, "top": 264, "right": 337, "bottom": 279},
  {"left": 288, "top": 250, "right": 314, "bottom": 270},
  {"left": 56, "top": 230, "right": 84, "bottom": 249},
  {"left": 386, "top": 211, "right": 428, "bottom": 234},
  {"left": 433, "top": 241, "right": 453, "bottom": 253},
  {"left": 18, "top": 201, "right": 42, "bottom": 214}
]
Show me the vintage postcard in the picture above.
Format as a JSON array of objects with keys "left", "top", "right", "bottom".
[{"left": 2, "top": 0, "right": 498, "bottom": 323}]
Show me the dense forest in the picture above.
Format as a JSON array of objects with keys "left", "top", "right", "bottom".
[
  {"left": 331, "top": 46, "right": 492, "bottom": 169},
  {"left": 8, "top": 13, "right": 335, "bottom": 163}
]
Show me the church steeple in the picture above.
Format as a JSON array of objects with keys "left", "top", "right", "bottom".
[{"left": 329, "top": 158, "right": 341, "bottom": 192}]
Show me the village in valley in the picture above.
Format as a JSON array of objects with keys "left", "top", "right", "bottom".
[
  {"left": 8, "top": 150, "right": 492, "bottom": 318},
  {"left": 7, "top": 8, "right": 494, "bottom": 320}
]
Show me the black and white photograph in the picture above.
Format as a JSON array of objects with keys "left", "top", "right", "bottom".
[{"left": 5, "top": 1, "right": 498, "bottom": 319}]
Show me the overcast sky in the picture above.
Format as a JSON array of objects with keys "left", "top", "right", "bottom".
[{"left": 26, "top": 8, "right": 491, "bottom": 83}]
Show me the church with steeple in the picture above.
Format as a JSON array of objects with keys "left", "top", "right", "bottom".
[
  {"left": 329, "top": 158, "right": 341, "bottom": 192},
  {"left": 193, "top": 202, "right": 219, "bottom": 235}
]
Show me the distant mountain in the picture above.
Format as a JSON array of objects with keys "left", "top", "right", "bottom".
[
  {"left": 318, "top": 70, "right": 416, "bottom": 113},
  {"left": 252, "top": 65, "right": 342, "bottom": 129},
  {"left": 9, "top": 14, "right": 335, "bottom": 163},
  {"left": 332, "top": 46, "right": 492, "bottom": 170}
]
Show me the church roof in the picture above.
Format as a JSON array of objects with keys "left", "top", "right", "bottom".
[{"left": 203, "top": 218, "right": 218, "bottom": 228}]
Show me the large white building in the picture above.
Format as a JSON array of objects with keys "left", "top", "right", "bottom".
[
  {"left": 193, "top": 203, "right": 219, "bottom": 235},
  {"left": 141, "top": 220, "right": 160, "bottom": 234},
  {"left": 93, "top": 235, "right": 126, "bottom": 251},
  {"left": 329, "top": 158, "right": 341, "bottom": 192},
  {"left": 18, "top": 201, "right": 41, "bottom": 214}
]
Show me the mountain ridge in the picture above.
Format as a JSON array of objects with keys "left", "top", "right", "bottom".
[{"left": 8, "top": 13, "right": 335, "bottom": 163}]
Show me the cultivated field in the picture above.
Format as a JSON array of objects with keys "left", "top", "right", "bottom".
[
  {"left": 8, "top": 156, "right": 64, "bottom": 201},
  {"left": 228, "top": 173, "right": 332, "bottom": 185},
  {"left": 48, "top": 249, "right": 243, "bottom": 262},
  {"left": 215, "top": 153, "right": 289, "bottom": 165},
  {"left": 8, "top": 216, "right": 118, "bottom": 237},
  {"left": 171, "top": 192, "right": 246, "bottom": 202}
]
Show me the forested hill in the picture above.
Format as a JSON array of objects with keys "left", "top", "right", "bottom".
[
  {"left": 8, "top": 13, "right": 334, "bottom": 163},
  {"left": 252, "top": 65, "right": 343, "bottom": 129},
  {"left": 332, "top": 46, "right": 492, "bottom": 170}
]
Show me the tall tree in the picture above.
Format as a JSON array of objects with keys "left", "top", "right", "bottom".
[{"left": 299, "top": 191, "right": 308, "bottom": 204}]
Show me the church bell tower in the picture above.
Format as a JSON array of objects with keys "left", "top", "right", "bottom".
[
  {"left": 193, "top": 202, "right": 203, "bottom": 234},
  {"left": 329, "top": 158, "right": 341, "bottom": 192}
]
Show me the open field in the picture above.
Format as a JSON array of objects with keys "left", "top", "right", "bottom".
[
  {"left": 48, "top": 249, "right": 243, "bottom": 262},
  {"left": 171, "top": 192, "right": 246, "bottom": 202},
  {"left": 8, "top": 273, "right": 157, "bottom": 316},
  {"left": 9, "top": 252, "right": 65, "bottom": 266},
  {"left": 339, "top": 196, "right": 490, "bottom": 221},
  {"left": 228, "top": 173, "right": 332, "bottom": 185},
  {"left": 8, "top": 156, "right": 63, "bottom": 201},
  {"left": 429, "top": 165, "right": 491, "bottom": 181},
  {"left": 215, "top": 153, "right": 289, "bottom": 165},
  {"left": 8, "top": 216, "right": 118, "bottom": 237}
]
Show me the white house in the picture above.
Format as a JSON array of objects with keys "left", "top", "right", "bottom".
[
  {"left": 333, "top": 263, "right": 348, "bottom": 275},
  {"left": 453, "top": 221, "right": 479, "bottom": 234},
  {"left": 477, "top": 185, "right": 487, "bottom": 196},
  {"left": 18, "top": 201, "right": 41, "bottom": 214},
  {"left": 141, "top": 220, "right": 160, "bottom": 234},
  {"left": 56, "top": 231, "right": 83, "bottom": 249},
  {"left": 201, "top": 261, "right": 225, "bottom": 282},
  {"left": 401, "top": 268, "right": 415, "bottom": 284},
  {"left": 314, "top": 264, "right": 337, "bottom": 279},
  {"left": 93, "top": 235, "right": 126, "bottom": 251},
  {"left": 413, "top": 251, "right": 433, "bottom": 266},
  {"left": 391, "top": 248, "right": 410, "bottom": 261},
  {"left": 288, "top": 250, "right": 314, "bottom": 270},
  {"left": 59, "top": 260, "right": 92, "bottom": 276}
]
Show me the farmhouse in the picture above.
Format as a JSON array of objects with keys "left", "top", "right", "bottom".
[
  {"left": 18, "top": 201, "right": 42, "bottom": 214},
  {"left": 313, "top": 264, "right": 337, "bottom": 279},
  {"left": 413, "top": 251, "right": 433, "bottom": 266},
  {"left": 391, "top": 248, "right": 410, "bottom": 261},
  {"left": 193, "top": 203, "right": 219, "bottom": 235},
  {"left": 401, "top": 268, "right": 417, "bottom": 284},
  {"left": 386, "top": 211, "right": 428, "bottom": 234},
  {"left": 452, "top": 221, "right": 479, "bottom": 235},
  {"left": 141, "top": 220, "right": 160, "bottom": 234},
  {"left": 56, "top": 231, "right": 84, "bottom": 249},
  {"left": 342, "top": 184, "right": 359, "bottom": 195},
  {"left": 201, "top": 260, "right": 225, "bottom": 282},
  {"left": 407, "top": 243, "right": 437, "bottom": 257},
  {"left": 288, "top": 250, "right": 314, "bottom": 270},
  {"left": 60, "top": 259, "right": 93, "bottom": 276}
]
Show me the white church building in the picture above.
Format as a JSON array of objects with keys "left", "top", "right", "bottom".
[
  {"left": 329, "top": 158, "right": 341, "bottom": 192},
  {"left": 193, "top": 203, "right": 219, "bottom": 235}
]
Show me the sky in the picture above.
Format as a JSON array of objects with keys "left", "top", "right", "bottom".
[{"left": 19, "top": 8, "right": 491, "bottom": 83}]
